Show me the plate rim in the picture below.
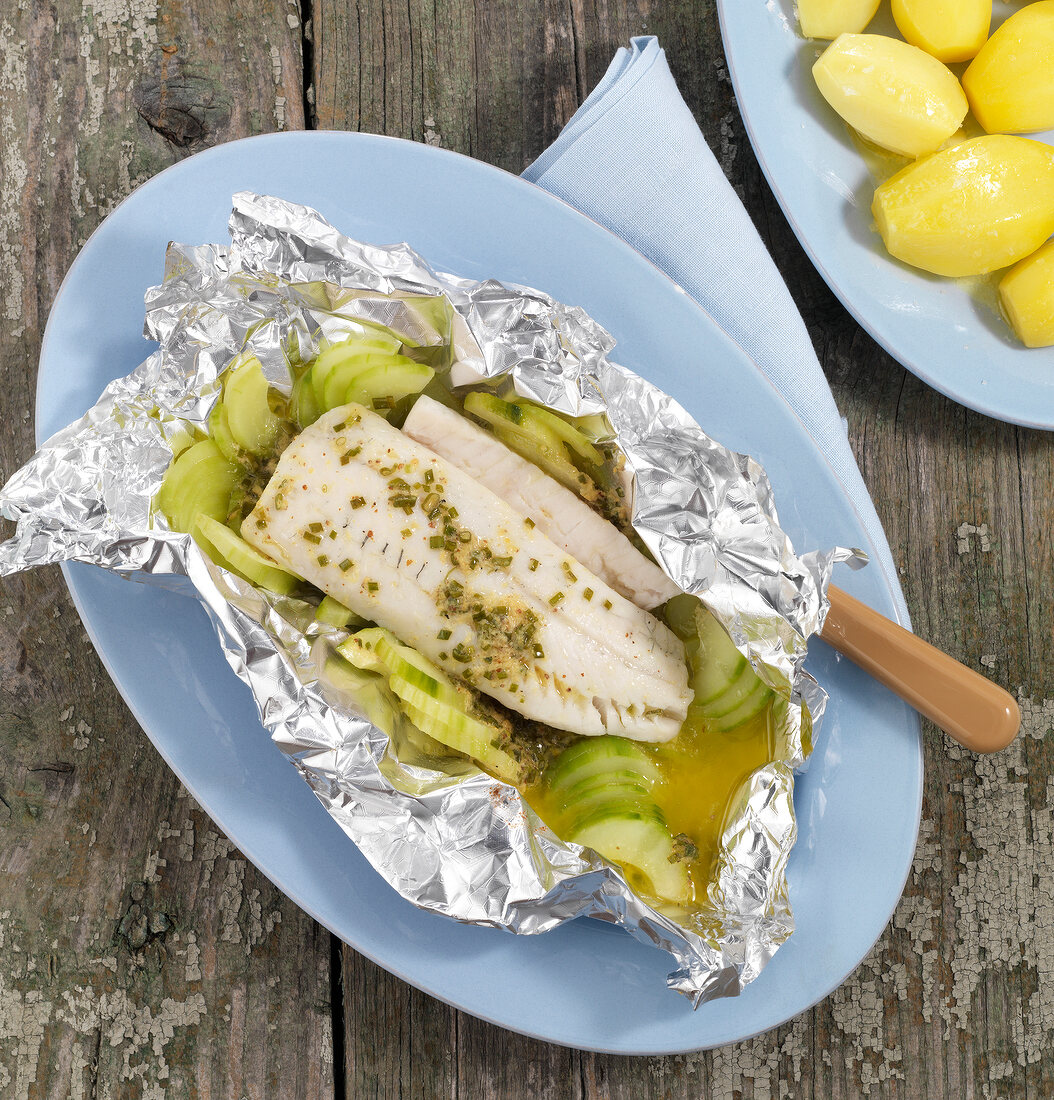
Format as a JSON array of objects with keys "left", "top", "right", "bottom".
[
  {"left": 715, "top": 0, "right": 1054, "bottom": 431},
  {"left": 37, "top": 128, "right": 923, "bottom": 1054}
]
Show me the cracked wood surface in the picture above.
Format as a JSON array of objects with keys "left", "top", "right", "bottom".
[{"left": 1, "top": 0, "right": 1053, "bottom": 1096}]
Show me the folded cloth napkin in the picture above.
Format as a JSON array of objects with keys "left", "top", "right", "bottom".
[{"left": 523, "top": 36, "right": 909, "bottom": 625}]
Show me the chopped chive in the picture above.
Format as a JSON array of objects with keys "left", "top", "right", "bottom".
[
  {"left": 528, "top": 558, "right": 539, "bottom": 572},
  {"left": 493, "top": 555, "right": 513, "bottom": 568},
  {"left": 338, "top": 559, "right": 353, "bottom": 572},
  {"left": 424, "top": 468, "right": 434, "bottom": 483},
  {"left": 549, "top": 592, "right": 564, "bottom": 606},
  {"left": 562, "top": 563, "right": 577, "bottom": 583},
  {"left": 429, "top": 535, "right": 444, "bottom": 549},
  {"left": 350, "top": 496, "right": 366, "bottom": 509},
  {"left": 492, "top": 605, "right": 508, "bottom": 616},
  {"left": 308, "top": 521, "right": 324, "bottom": 532},
  {"left": 437, "top": 629, "right": 452, "bottom": 641},
  {"left": 332, "top": 421, "right": 346, "bottom": 431},
  {"left": 444, "top": 539, "right": 457, "bottom": 551},
  {"left": 274, "top": 493, "right": 287, "bottom": 510},
  {"left": 603, "top": 599, "right": 613, "bottom": 610},
  {"left": 422, "top": 492, "right": 441, "bottom": 514},
  {"left": 439, "top": 651, "right": 449, "bottom": 660},
  {"left": 329, "top": 530, "right": 337, "bottom": 540},
  {"left": 533, "top": 646, "right": 545, "bottom": 660},
  {"left": 583, "top": 587, "right": 594, "bottom": 601},
  {"left": 367, "top": 581, "right": 379, "bottom": 593},
  {"left": 303, "top": 532, "right": 322, "bottom": 545},
  {"left": 510, "top": 683, "right": 519, "bottom": 692},
  {"left": 452, "top": 642, "right": 474, "bottom": 662},
  {"left": 317, "top": 554, "right": 330, "bottom": 567},
  {"left": 379, "top": 465, "right": 394, "bottom": 475},
  {"left": 458, "top": 530, "right": 471, "bottom": 543},
  {"left": 447, "top": 507, "right": 458, "bottom": 519},
  {"left": 389, "top": 494, "right": 417, "bottom": 509},
  {"left": 401, "top": 528, "right": 412, "bottom": 538}
]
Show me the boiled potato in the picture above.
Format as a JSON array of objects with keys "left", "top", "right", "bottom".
[
  {"left": 797, "top": 0, "right": 880, "bottom": 39},
  {"left": 871, "top": 136, "right": 1054, "bottom": 277},
  {"left": 962, "top": 1, "right": 1054, "bottom": 134},
  {"left": 813, "top": 35, "right": 967, "bottom": 158},
  {"left": 891, "top": 0, "right": 991, "bottom": 63},
  {"left": 999, "top": 241, "right": 1054, "bottom": 349}
]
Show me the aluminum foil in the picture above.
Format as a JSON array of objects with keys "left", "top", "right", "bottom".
[{"left": 0, "top": 192, "right": 861, "bottom": 1006}]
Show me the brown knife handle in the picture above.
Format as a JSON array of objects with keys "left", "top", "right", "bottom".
[{"left": 820, "top": 585, "right": 1020, "bottom": 753}]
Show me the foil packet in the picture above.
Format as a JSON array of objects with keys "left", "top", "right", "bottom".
[{"left": 0, "top": 192, "right": 860, "bottom": 1006}]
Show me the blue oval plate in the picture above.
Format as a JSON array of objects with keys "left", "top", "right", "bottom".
[
  {"left": 37, "top": 131, "right": 921, "bottom": 1053},
  {"left": 717, "top": 1, "right": 1054, "bottom": 429}
]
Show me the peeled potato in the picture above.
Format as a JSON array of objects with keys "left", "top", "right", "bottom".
[
  {"left": 797, "top": 0, "right": 880, "bottom": 39},
  {"left": 813, "top": 35, "right": 967, "bottom": 158},
  {"left": 962, "top": 1, "right": 1054, "bottom": 134},
  {"left": 872, "top": 136, "right": 1054, "bottom": 277},
  {"left": 891, "top": 0, "right": 991, "bottom": 64},
  {"left": 999, "top": 241, "right": 1054, "bottom": 349}
]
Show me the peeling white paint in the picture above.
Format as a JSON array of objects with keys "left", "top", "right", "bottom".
[{"left": 956, "top": 522, "right": 992, "bottom": 554}]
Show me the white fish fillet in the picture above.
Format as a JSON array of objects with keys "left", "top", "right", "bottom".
[
  {"left": 244, "top": 403, "right": 691, "bottom": 740},
  {"left": 402, "top": 396, "right": 681, "bottom": 610}
]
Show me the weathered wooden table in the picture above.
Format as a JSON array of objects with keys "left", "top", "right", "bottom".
[{"left": 1, "top": 2, "right": 1050, "bottom": 1096}]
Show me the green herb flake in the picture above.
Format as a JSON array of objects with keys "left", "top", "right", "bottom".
[
  {"left": 332, "top": 421, "right": 346, "bottom": 431},
  {"left": 308, "top": 521, "right": 324, "bottom": 533},
  {"left": 424, "top": 468, "right": 434, "bottom": 483},
  {"left": 447, "top": 507, "right": 458, "bottom": 519},
  {"left": 583, "top": 587, "right": 594, "bottom": 601},
  {"left": 317, "top": 554, "right": 330, "bottom": 567},
  {"left": 493, "top": 555, "right": 513, "bottom": 568},
  {"left": 603, "top": 599, "right": 613, "bottom": 610},
  {"left": 549, "top": 592, "right": 564, "bottom": 606},
  {"left": 401, "top": 528, "right": 412, "bottom": 538},
  {"left": 524, "top": 517, "right": 535, "bottom": 528},
  {"left": 338, "top": 559, "right": 353, "bottom": 572},
  {"left": 329, "top": 530, "right": 337, "bottom": 540},
  {"left": 367, "top": 581, "right": 379, "bottom": 593},
  {"left": 562, "top": 563, "right": 577, "bottom": 584},
  {"left": 528, "top": 558, "right": 539, "bottom": 572},
  {"left": 429, "top": 535, "right": 444, "bottom": 549},
  {"left": 350, "top": 496, "right": 366, "bottom": 509},
  {"left": 437, "top": 629, "right": 452, "bottom": 641},
  {"left": 422, "top": 492, "right": 441, "bottom": 514},
  {"left": 533, "top": 645, "right": 545, "bottom": 660},
  {"left": 274, "top": 493, "right": 287, "bottom": 511},
  {"left": 452, "top": 642, "right": 474, "bottom": 663},
  {"left": 303, "top": 531, "right": 322, "bottom": 545}
]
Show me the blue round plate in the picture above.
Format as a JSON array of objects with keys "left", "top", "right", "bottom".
[
  {"left": 37, "top": 131, "right": 921, "bottom": 1053},
  {"left": 717, "top": 0, "right": 1054, "bottom": 429}
]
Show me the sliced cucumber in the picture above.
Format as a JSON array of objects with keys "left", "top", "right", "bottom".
[
  {"left": 339, "top": 627, "right": 460, "bottom": 706},
  {"left": 193, "top": 513, "right": 302, "bottom": 595},
  {"left": 291, "top": 369, "right": 322, "bottom": 428},
  {"left": 691, "top": 609, "right": 748, "bottom": 705},
  {"left": 544, "top": 735, "right": 661, "bottom": 793},
  {"left": 208, "top": 401, "right": 241, "bottom": 462},
  {"left": 569, "top": 812, "right": 690, "bottom": 903},
  {"left": 311, "top": 336, "right": 403, "bottom": 404},
  {"left": 224, "top": 356, "right": 282, "bottom": 456},
  {"left": 156, "top": 439, "right": 240, "bottom": 535},
  {"left": 315, "top": 595, "right": 367, "bottom": 630},
  {"left": 710, "top": 678, "right": 773, "bottom": 733},
  {"left": 559, "top": 775, "right": 657, "bottom": 832},
  {"left": 388, "top": 674, "right": 525, "bottom": 785},
  {"left": 463, "top": 391, "right": 584, "bottom": 485},
  {"left": 343, "top": 359, "right": 435, "bottom": 413}
]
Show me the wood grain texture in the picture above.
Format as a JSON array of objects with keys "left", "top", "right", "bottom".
[
  {"left": 0, "top": 3, "right": 334, "bottom": 1098},
  {"left": 315, "top": 1, "right": 1054, "bottom": 1097}
]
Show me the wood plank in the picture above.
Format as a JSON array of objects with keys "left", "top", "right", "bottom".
[
  {"left": 0, "top": 2, "right": 335, "bottom": 1097},
  {"left": 315, "top": 0, "right": 1054, "bottom": 1096}
]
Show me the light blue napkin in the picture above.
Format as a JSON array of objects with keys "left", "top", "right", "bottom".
[{"left": 524, "top": 36, "right": 908, "bottom": 624}]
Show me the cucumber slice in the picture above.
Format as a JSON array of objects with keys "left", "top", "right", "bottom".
[
  {"left": 208, "top": 401, "right": 241, "bottom": 462},
  {"left": 224, "top": 356, "right": 282, "bottom": 456},
  {"left": 311, "top": 336, "right": 403, "bottom": 403},
  {"left": 559, "top": 776, "right": 658, "bottom": 833},
  {"left": 193, "top": 513, "right": 302, "bottom": 595},
  {"left": 388, "top": 674, "right": 525, "bottom": 785},
  {"left": 156, "top": 440, "right": 239, "bottom": 534},
  {"left": 544, "top": 735, "right": 661, "bottom": 793},
  {"left": 661, "top": 594, "right": 700, "bottom": 641},
  {"left": 710, "top": 678, "right": 773, "bottom": 733},
  {"left": 291, "top": 369, "right": 322, "bottom": 428},
  {"left": 691, "top": 609, "right": 749, "bottom": 705},
  {"left": 343, "top": 359, "right": 435, "bottom": 412},
  {"left": 315, "top": 595, "right": 367, "bottom": 630},
  {"left": 464, "top": 392, "right": 580, "bottom": 487},
  {"left": 569, "top": 812, "right": 689, "bottom": 902},
  {"left": 521, "top": 403, "right": 603, "bottom": 466}
]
